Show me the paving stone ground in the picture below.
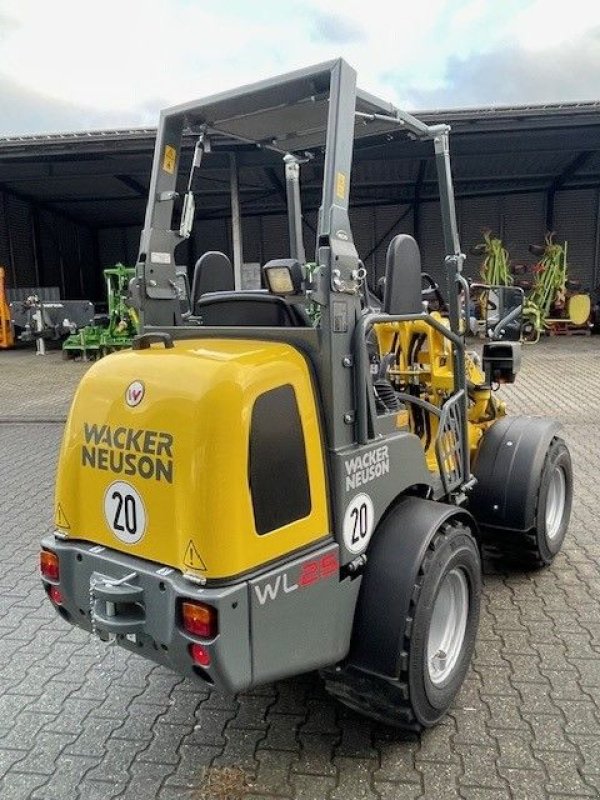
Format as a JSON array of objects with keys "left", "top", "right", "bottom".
[{"left": 0, "top": 339, "right": 599, "bottom": 799}]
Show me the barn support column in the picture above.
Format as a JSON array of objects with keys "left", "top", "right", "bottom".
[
  {"left": 31, "top": 205, "right": 42, "bottom": 286},
  {"left": 546, "top": 150, "right": 594, "bottom": 231},
  {"left": 593, "top": 187, "right": 600, "bottom": 289},
  {"left": 2, "top": 192, "right": 17, "bottom": 288},
  {"left": 229, "top": 153, "right": 243, "bottom": 289},
  {"left": 413, "top": 159, "right": 427, "bottom": 244}
]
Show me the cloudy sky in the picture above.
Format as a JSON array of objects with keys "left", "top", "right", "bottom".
[{"left": 1, "top": 0, "right": 600, "bottom": 136}]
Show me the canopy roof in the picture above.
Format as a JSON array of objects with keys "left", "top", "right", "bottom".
[{"left": 165, "top": 60, "right": 415, "bottom": 154}]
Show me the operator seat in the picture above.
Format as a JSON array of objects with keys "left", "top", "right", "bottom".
[
  {"left": 191, "top": 252, "right": 235, "bottom": 313},
  {"left": 383, "top": 234, "right": 423, "bottom": 316}
]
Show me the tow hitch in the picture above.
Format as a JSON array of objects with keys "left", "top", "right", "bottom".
[{"left": 89, "top": 571, "right": 142, "bottom": 641}]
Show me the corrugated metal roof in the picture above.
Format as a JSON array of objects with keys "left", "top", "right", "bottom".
[
  {"left": 0, "top": 128, "right": 157, "bottom": 145},
  {"left": 418, "top": 100, "right": 600, "bottom": 120},
  {"left": 0, "top": 101, "right": 599, "bottom": 228},
  {"left": 1, "top": 100, "right": 600, "bottom": 148}
]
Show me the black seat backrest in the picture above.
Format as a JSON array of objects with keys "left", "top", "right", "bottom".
[
  {"left": 192, "top": 291, "right": 308, "bottom": 327},
  {"left": 383, "top": 234, "right": 423, "bottom": 316},
  {"left": 191, "top": 252, "right": 234, "bottom": 312}
]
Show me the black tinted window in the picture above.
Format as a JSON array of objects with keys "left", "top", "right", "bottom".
[{"left": 249, "top": 384, "right": 311, "bottom": 534}]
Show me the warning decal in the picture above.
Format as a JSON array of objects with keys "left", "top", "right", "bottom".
[
  {"left": 163, "top": 145, "right": 177, "bottom": 174},
  {"left": 335, "top": 171, "right": 346, "bottom": 200},
  {"left": 184, "top": 540, "right": 206, "bottom": 571},
  {"left": 55, "top": 503, "right": 70, "bottom": 530}
]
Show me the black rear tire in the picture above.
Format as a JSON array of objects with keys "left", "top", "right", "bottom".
[
  {"left": 324, "top": 521, "right": 481, "bottom": 730},
  {"left": 481, "top": 437, "right": 572, "bottom": 569}
]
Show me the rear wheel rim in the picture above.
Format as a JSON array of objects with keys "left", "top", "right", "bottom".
[
  {"left": 545, "top": 465, "right": 566, "bottom": 541},
  {"left": 427, "top": 568, "right": 469, "bottom": 686}
]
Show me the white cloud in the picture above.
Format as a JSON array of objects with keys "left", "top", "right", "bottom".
[
  {"left": 0, "top": 0, "right": 598, "bottom": 135},
  {"left": 513, "top": 0, "right": 600, "bottom": 51}
]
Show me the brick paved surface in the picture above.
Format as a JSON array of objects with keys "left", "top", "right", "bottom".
[{"left": 0, "top": 340, "right": 599, "bottom": 799}]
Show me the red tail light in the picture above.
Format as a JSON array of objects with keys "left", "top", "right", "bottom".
[
  {"left": 189, "top": 643, "right": 211, "bottom": 667},
  {"left": 181, "top": 600, "right": 218, "bottom": 638},
  {"left": 40, "top": 550, "right": 59, "bottom": 581},
  {"left": 49, "top": 585, "right": 63, "bottom": 606}
]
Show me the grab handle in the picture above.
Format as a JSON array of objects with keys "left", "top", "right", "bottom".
[{"left": 132, "top": 332, "right": 174, "bottom": 350}]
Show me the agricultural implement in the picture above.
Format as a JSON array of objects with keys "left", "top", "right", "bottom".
[
  {"left": 63, "top": 264, "right": 138, "bottom": 359},
  {"left": 10, "top": 294, "right": 94, "bottom": 354},
  {"left": 471, "top": 231, "right": 513, "bottom": 286},
  {"left": 522, "top": 235, "right": 590, "bottom": 341}
]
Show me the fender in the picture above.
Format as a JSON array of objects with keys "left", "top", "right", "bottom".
[
  {"left": 469, "top": 415, "right": 562, "bottom": 532},
  {"left": 347, "top": 496, "right": 476, "bottom": 678}
]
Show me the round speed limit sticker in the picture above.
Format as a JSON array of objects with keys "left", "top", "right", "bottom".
[
  {"left": 343, "top": 493, "right": 375, "bottom": 554},
  {"left": 104, "top": 481, "right": 147, "bottom": 544}
]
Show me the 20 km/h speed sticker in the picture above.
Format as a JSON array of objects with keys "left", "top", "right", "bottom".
[
  {"left": 343, "top": 493, "right": 375, "bottom": 554},
  {"left": 104, "top": 481, "right": 146, "bottom": 544}
]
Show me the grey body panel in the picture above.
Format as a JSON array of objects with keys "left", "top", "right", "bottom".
[
  {"left": 42, "top": 534, "right": 359, "bottom": 691},
  {"left": 331, "top": 433, "right": 433, "bottom": 562},
  {"left": 160, "top": 61, "right": 426, "bottom": 154},
  {"left": 249, "top": 542, "right": 360, "bottom": 682}
]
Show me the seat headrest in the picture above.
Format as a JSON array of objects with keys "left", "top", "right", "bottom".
[
  {"left": 383, "top": 234, "right": 423, "bottom": 316},
  {"left": 191, "top": 251, "right": 234, "bottom": 311}
]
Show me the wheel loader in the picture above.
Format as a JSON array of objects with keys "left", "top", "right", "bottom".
[{"left": 41, "top": 60, "right": 573, "bottom": 730}]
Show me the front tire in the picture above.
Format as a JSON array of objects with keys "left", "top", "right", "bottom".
[{"left": 482, "top": 437, "right": 572, "bottom": 569}]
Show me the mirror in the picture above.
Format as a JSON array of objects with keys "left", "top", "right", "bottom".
[{"left": 469, "top": 284, "right": 524, "bottom": 341}]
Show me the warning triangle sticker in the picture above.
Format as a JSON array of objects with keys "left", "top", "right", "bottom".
[
  {"left": 184, "top": 540, "right": 207, "bottom": 571},
  {"left": 55, "top": 503, "right": 70, "bottom": 530}
]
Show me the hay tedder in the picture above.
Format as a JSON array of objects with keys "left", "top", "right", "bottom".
[
  {"left": 470, "top": 232, "right": 591, "bottom": 342},
  {"left": 41, "top": 61, "right": 573, "bottom": 730},
  {"left": 522, "top": 236, "right": 591, "bottom": 340}
]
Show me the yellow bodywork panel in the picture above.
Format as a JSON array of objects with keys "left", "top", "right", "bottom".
[{"left": 54, "top": 339, "right": 329, "bottom": 580}]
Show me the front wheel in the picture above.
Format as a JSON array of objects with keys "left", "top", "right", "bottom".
[{"left": 482, "top": 437, "right": 572, "bottom": 569}]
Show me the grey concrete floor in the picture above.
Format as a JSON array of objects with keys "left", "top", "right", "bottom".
[{"left": 0, "top": 338, "right": 599, "bottom": 799}]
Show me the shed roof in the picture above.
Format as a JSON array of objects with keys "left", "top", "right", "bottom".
[{"left": 1, "top": 100, "right": 599, "bottom": 228}]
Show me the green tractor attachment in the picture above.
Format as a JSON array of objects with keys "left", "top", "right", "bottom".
[{"left": 63, "top": 264, "right": 139, "bottom": 359}]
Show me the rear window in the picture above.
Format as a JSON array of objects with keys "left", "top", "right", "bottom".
[{"left": 249, "top": 384, "right": 312, "bottom": 534}]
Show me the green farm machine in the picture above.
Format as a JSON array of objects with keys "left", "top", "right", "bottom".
[{"left": 63, "top": 264, "right": 139, "bottom": 359}]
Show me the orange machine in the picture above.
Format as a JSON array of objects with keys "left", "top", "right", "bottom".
[{"left": 0, "top": 266, "right": 14, "bottom": 349}]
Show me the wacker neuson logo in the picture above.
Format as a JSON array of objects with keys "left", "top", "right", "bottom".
[
  {"left": 344, "top": 445, "right": 390, "bottom": 492},
  {"left": 126, "top": 381, "right": 145, "bottom": 407},
  {"left": 81, "top": 423, "right": 174, "bottom": 483}
]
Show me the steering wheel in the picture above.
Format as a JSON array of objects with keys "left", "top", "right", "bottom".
[{"left": 421, "top": 273, "right": 448, "bottom": 312}]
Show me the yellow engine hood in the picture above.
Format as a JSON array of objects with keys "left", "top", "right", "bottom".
[{"left": 54, "top": 338, "right": 328, "bottom": 580}]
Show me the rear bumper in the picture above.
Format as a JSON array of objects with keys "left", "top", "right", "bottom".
[
  {"left": 41, "top": 533, "right": 252, "bottom": 691},
  {"left": 41, "top": 533, "right": 360, "bottom": 692}
]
